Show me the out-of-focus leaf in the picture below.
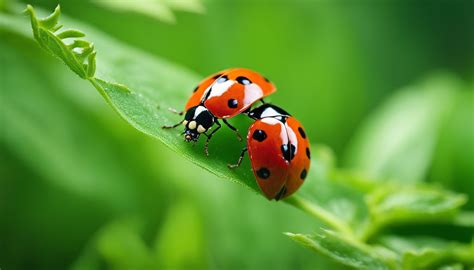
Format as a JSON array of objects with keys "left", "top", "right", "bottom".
[
  {"left": 361, "top": 185, "right": 467, "bottom": 241},
  {"left": 0, "top": 38, "right": 140, "bottom": 209},
  {"left": 454, "top": 211, "right": 474, "bottom": 227},
  {"left": 437, "top": 263, "right": 463, "bottom": 270},
  {"left": 286, "top": 230, "right": 395, "bottom": 270},
  {"left": 96, "top": 219, "right": 154, "bottom": 270},
  {"left": 429, "top": 90, "right": 474, "bottom": 209},
  {"left": 378, "top": 236, "right": 474, "bottom": 270},
  {"left": 154, "top": 201, "right": 206, "bottom": 269},
  {"left": 164, "top": 0, "right": 205, "bottom": 13},
  {"left": 344, "top": 75, "right": 461, "bottom": 182},
  {"left": 93, "top": 0, "right": 205, "bottom": 24}
]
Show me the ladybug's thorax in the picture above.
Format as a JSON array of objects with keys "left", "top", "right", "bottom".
[
  {"left": 248, "top": 104, "right": 290, "bottom": 120},
  {"left": 182, "top": 105, "right": 216, "bottom": 142}
]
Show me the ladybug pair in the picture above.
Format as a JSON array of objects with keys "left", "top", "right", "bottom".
[{"left": 163, "top": 68, "right": 310, "bottom": 200}]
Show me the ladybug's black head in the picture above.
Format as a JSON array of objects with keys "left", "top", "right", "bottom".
[{"left": 182, "top": 105, "right": 215, "bottom": 142}]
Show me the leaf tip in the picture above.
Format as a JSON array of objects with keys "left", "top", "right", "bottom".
[
  {"left": 40, "top": 4, "right": 62, "bottom": 29},
  {"left": 24, "top": 4, "right": 34, "bottom": 16},
  {"left": 53, "top": 4, "right": 61, "bottom": 16}
]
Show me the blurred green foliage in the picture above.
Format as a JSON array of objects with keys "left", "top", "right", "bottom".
[{"left": 1, "top": 0, "right": 473, "bottom": 269}]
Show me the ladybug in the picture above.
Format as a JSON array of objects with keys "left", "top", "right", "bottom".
[
  {"left": 162, "top": 68, "right": 276, "bottom": 155},
  {"left": 229, "top": 104, "right": 311, "bottom": 200}
]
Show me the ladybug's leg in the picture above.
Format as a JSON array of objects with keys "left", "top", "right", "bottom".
[
  {"left": 168, "top": 107, "right": 184, "bottom": 115},
  {"left": 260, "top": 98, "right": 266, "bottom": 104},
  {"left": 227, "top": 148, "right": 247, "bottom": 169},
  {"left": 204, "top": 120, "right": 221, "bottom": 156},
  {"left": 222, "top": 119, "right": 242, "bottom": 141},
  {"left": 162, "top": 120, "right": 184, "bottom": 129}
]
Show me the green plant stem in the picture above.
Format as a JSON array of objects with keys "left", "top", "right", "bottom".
[
  {"left": 358, "top": 219, "right": 381, "bottom": 242},
  {"left": 286, "top": 196, "right": 354, "bottom": 237}
]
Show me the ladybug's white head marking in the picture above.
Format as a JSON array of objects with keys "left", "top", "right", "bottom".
[
  {"left": 197, "top": 125, "right": 206, "bottom": 133},
  {"left": 188, "top": 121, "right": 197, "bottom": 130}
]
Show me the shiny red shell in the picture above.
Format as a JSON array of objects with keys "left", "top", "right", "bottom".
[
  {"left": 185, "top": 68, "right": 276, "bottom": 118},
  {"left": 247, "top": 117, "right": 311, "bottom": 200}
]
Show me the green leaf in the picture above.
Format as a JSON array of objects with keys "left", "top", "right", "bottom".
[
  {"left": 429, "top": 90, "right": 474, "bottom": 209},
  {"left": 286, "top": 230, "right": 395, "bottom": 270},
  {"left": 361, "top": 185, "right": 467, "bottom": 241},
  {"left": 37, "top": 4, "right": 61, "bottom": 29},
  {"left": 378, "top": 236, "right": 474, "bottom": 270},
  {"left": 56, "top": 29, "right": 86, "bottom": 39},
  {"left": 93, "top": 0, "right": 205, "bottom": 24},
  {"left": 344, "top": 74, "right": 461, "bottom": 182}
]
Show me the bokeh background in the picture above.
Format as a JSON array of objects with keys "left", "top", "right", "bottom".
[{"left": 1, "top": 0, "right": 473, "bottom": 269}]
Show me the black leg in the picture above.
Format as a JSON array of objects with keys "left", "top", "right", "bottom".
[
  {"left": 162, "top": 120, "right": 183, "bottom": 129},
  {"left": 168, "top": 107, "right": 183, "bottom": 115},
  {"left": 228, "top": 148, "right": 247, "bottom": 169},
  {"left": 204, "top": 120, "right": 221, "bottom": 156},
  {"left": 260, "top": 98, "right": 266, "bottom": 104},
  {"left": 222, "top": 119, "right": 242, "bottom": 141}
]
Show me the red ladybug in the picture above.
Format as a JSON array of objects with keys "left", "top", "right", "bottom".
[
  {"left": 229, "top": 104, "right": 310, "bottom": 200},
  {"left": 163, "top": 68, "right": 276, "bottom": 155}
]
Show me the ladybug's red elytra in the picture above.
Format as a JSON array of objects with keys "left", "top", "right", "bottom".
[
  {"left": 162, "top": 68, "right": 276, "bottom": 155},
  {"left": 228, "top": 104, "right": 311, "bottom": 200}
]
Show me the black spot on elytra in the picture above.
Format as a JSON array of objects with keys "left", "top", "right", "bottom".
[
  {"left": 193, "top": 85, "right": 199, "bottom": 92},
  {"left": 300, "top": 169, "right": 307, "bottom": 180},
  {"left": 216, "top": 75, "right": 228, "bottom": 83},
  {"left": 236, "top": 76, "right": 251, "bottom": 85},
  {"left": 306, "top": 147, "right": 311, "bottom": 159},
  {"left": 298, "top": 127, "right": 306, "bottom": 139},
  {"left": 228, "top": 99, "right": 238, "bottom": 108},
  {"left": 256, "top": 167, "right": 270, "bottom": 179},
  {"left": 281, "top": 144, "right": 296, "bottom": 161},
  {"left": 274, "top": 186, "right": 287, "bottom": 201},
  {"left": 252, "top": 129, "right": 267, "bottom": 142}
]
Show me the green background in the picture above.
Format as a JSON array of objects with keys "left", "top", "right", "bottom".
[{"left": 1, "top": 0, "right": 473, "bottom": 269}]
